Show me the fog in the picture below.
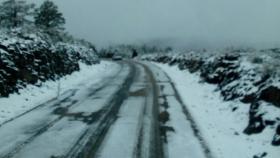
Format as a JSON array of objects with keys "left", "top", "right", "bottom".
[{"left": 28, "top": 0, "right": 280, "bottom": 49}]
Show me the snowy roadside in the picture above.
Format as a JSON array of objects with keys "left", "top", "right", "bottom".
[
  {"left": 0, "top": 61, "right": 120, "bottom": 125},
  {"left": 154, "top": 63, "right": 280, "bottom": 158}
]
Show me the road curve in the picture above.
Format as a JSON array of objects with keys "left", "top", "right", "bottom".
[
  {"left": 0, "top": 60, "right": 211, "bottom": 158},
  {"left": 0, "top": 60, "right": 164, "bottom": 158}
]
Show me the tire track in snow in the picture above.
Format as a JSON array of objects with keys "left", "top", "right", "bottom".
[
  {"left": 1, "top": 63, "right": 126, "bottom": 158},
  {"left": 144, "top": 62, "right": 214, "bottom": 158},
  {"left": 135, "top": 62, "right": 164, "bottom": 158},
  {"left": 64, "top": 61, "right": 136, "bottom": 158}
]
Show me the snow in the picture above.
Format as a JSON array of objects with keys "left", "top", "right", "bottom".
[
  {"left": 0, "top": 60, "right": 132, "bottom": 157},
  {"left": 145, "top": 62, "right": 209, "bottom": 158},
  {"left": 165, "top": 96, "right": 206, "bottom": 158},
  {"left": 97, "top": 97, "right": 145, "bottom": 158},
  {"left": 0, "top": 62, "right": 133, "bottom": 158},
  {"left": 14, "top": 120, "right": 88, "bottom": 158},
  {"left": 155, "top": 63, "right": 280, "bottom": 158},
  {"left": 97, "top": 74, "right": 147, "bottom": 158},
  {"left": 0, "top": 61, "right": 120, "bottom": 125},
  {"left": 258, "top": 101, "right": 280, "bottom": 122}
]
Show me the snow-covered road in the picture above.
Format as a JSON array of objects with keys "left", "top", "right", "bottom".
[
  {"left": 0, "top": 61, "right": 132, "bottom": 158},
  {"left": 0, "top": 60, "right": 213, "bottom": 158}
]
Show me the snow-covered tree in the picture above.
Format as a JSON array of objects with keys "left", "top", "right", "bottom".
[
  {"left": 0, "top": 0, "right": 35, "bottom": 28},
  {"left": 34, "top": 0, "right": 65, "bottom": 31}
]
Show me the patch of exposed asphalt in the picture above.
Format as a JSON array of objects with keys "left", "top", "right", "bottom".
[
  {"left": 131, "top": 63, "right": 147, "bottom": 158},
  {"left": 158, "top": 85, "right": 175, "bottom": 143},
  {"left": 53, "top": 107, "right": 105, "bottom": 125},
  {"left": 135, "top": 121, "right": 145, "bottom": 158},
  {"left": 129, "top": 88, "right": 147, "bottom": 97}
]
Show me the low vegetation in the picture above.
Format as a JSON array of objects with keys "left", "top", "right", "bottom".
[{"left": 0, "top": 0, "right": 99, "bottom": 97}]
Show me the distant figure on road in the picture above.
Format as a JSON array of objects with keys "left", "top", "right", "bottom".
[{"left": 132, "top": 49, "right": 138, "bottom": 58}]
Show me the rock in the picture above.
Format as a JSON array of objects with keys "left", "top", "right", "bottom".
[
  {"left": 272, "top": 124, "right": 280, "bottom": 146},
  {"left": 200, "top": 55, "right": 240, "bottom": 86},
  {"left": 253, "top": 74, "right": 270, "bottom": 86},
  {"left": 243, "top": 115, "right": 265, "bottom": 135},
  {"left": 264, "top": 120, "right": 276, "bottom": 126},
  {"left": 224, "top": 54, "right": 240, "bottom": 61},
  {"left": 241, "top": 94, "right": 257, "bottom": 104},
  {"left": 221, "top": 89, "right": 240, "bottom": 101},
  {"left": 0, "top": 44, "right": 9, "bottom": 52},
  {"left": 200, "top": 64, "right": 223, "bottom": 84},
  {"left": 232, "top": 107, "right": 238, "bottom": 112},
  {"left": 260, "top": 86, "right": 280, "bottom": 108},
  {"left": 244, "top": 103, "right": 266, "bottom": 135},
  {"left": 156, "top": 56, "right": 171, "bottom": 64},
  {"left": 253, "top": 152, "right": 267, "bottom": 158},
  {"left": 178, "top": 60, "right": 188, "bottom": 70},
  {"left": 168, "top": 59, "right": 179, "bottom": 66},
  {"left": 188, "top": 59, "right": 204, "bottom": 73},
  {"left": 159, "top": 111, "right": 170, "bottom": 124},
  {"left": 270, "top": 48, "right": 280, "bottom": 54}
]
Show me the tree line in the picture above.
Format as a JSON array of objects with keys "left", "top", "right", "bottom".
[
  {"left": 0, "top": 0, "right": 66, "bottom": 40},
  {"left": 0, "top": 0, "right": 96, "bottom": 49}
]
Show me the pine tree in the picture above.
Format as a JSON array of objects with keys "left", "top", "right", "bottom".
[
  {"left": 0, "top": 0, "right": 35, "bottom": 28},
  {"left": 34, "top": 0, "right": 65, "bottom": 31}
]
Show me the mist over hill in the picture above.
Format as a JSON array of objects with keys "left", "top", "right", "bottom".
[{"left": 27, "top": 0, "right": 280, "bottom": 49}]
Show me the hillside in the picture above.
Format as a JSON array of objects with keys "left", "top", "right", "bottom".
[{"left": 0, "top": 29, "right": 99, "bottom": 97}]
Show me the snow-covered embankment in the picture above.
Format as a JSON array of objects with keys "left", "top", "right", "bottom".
[{"left": 0, "top": 61, "right": 118, "bottom": 125}]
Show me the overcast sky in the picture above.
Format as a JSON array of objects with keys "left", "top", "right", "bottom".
[{"left": 27, "top": 0, "right": 280, "bottom": 49}]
